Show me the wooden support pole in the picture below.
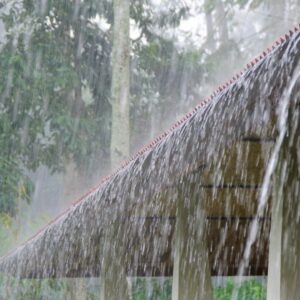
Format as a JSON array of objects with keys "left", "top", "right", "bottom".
[
  {"left": 100, "top": 222, "right": 130, "bottom": 300},
  {"left": 172, "top": 189, "right": 213, "bottom": 300},
  {"left": 100, "top": 267, "right": 130, "bottom": 300},
  {"left": 267, "top": 106, "right": 300, "bottom": 300},
  {"left": 67, "top": 279, "right": 87, "bottom": 300}
]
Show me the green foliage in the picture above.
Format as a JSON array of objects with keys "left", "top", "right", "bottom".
[
  {"left": 132, "top": 278, "right": 172, "bottom": 300},
  {"left": 0, "top": 277, "right": 266, "bottom": 299},
  {"left": 0, "top": 275, "right": 71, "bottom": 300},
  {"left": 214, "top": 279, "right": 266, "bottom": 300},
  {"left": 0, "top": 213, "right": 15, "bottom": 255},
  {"left": 214, "top": 279, "right": 235, "bottom": 300},
  {"left": 0, "top": 0, "right": 199, "bottom": 220},
  {"left": 237, "top": 279, "right": 266, "bottom": 300},
  {"left": 131, "top": 277, "right": 266, "bottom": 300},
  {"left": 0, "top": 157, "right": 33, "bottom": 217},
  {"left": 0, "top": 0, "right": 114, "bottom": 218}
]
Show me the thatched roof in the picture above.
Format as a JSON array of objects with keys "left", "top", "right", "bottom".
[{"left": 1, "top": 27, "right": 300, "bottom": 278}]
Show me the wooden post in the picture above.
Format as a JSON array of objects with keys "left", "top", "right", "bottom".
[
  {"left": 172, "top": 189, "right": 213, "bottom": 300},
  {"left": 100, "top": 221, "right": 130, "bottom": 300},
  {"left": 266, "top": 172, "right": 283, "bottom": 300},
  {"left": 267, "top": 106, "right": 300, "bottom": 300},
  {"left": 100, "top": 268, "right": 130, "bottom": 300}
]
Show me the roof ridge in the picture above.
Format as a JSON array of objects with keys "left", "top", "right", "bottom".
[{"left": 1, "top": 23, "right": 299, "bottom": 259}]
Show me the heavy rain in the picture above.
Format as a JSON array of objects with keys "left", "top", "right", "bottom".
[{"left": 0, "top": 0, "right": 300, "bottom": 299}]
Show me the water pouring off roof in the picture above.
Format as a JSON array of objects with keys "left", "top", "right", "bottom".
[{"left": 1, "top": 22, "right": 300, "bottom": 300}]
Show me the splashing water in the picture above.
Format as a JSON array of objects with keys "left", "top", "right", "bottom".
[
  {"left": 234, "top": 48, "right": 300, "bottom": 298},
  {"left": 0, "top": 12, "right": 300, "bottom": 299}
]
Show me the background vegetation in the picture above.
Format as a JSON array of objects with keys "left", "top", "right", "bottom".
[{"left": 0, "top": 276, "right": 266, "bottom": 299}]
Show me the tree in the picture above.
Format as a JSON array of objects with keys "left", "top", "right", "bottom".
[
  {"left": 110, "top": 0, "right": 130, "bottom": 167},
  {"left": 0, "top": 0, "right": 114, "bottom": 217}
]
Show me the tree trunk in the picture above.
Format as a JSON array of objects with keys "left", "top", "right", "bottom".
[
  {"left": 204, "top": 0, "right": 215, "bottom": 51},
  {"left": 215, "top": 1, "right": 229, "bottom": 45},
  {"left": 110, "top": 0, "right": 130, "bottom": 168}
]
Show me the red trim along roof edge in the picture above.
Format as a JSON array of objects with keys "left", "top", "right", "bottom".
[{"left": 1, "top": 23, "right": 299, "bottom": 260}]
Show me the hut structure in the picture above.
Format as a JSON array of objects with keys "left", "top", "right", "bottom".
[{"left": 1, "top": 27, "right": 300, "bottom": 300}]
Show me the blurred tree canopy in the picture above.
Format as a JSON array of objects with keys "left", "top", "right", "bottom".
[{"left": 0, "top": 0, "right": 192, "bottom": 218}]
